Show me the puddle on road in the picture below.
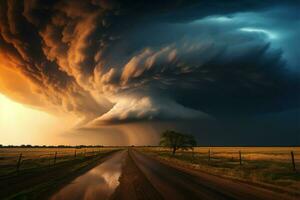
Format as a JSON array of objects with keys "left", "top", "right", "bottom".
[{"left": 50, "top": 151, "right": 126, "bottom": 200}]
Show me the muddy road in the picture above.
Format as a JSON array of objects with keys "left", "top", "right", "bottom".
[
  {"left": 50, "top": 151, "right": 126, "bottom": 200},
  {"left": 50, "top": 149, "right": 296, "bottom": 200},
  {"left": 130, "top": 150, "right": 295, "bottom": 200}
]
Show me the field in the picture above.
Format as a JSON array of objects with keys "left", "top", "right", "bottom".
[
  {"left": 1, "top": 147, "right": 299, "bottom": 199},
  {"left": 139, "top": 147, "right": 300, "bottom": 193},
  {"left": 0, "top": 147, "right": 118, "bottom": 176},
  {"left": 0, "top": 147, "right": 121, "bottom": 199}
]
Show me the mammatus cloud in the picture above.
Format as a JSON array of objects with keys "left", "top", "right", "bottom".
[{"left": 0, "top": 0, "right": 299, "bottom": 129}]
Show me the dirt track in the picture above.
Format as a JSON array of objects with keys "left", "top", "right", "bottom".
[
  {"left": 0, "top": 150, "right": 118, "bottom": 199},
  {"left": 122, "top": 149, "right": 297, "bottom": 200},
  {"left": 111, "top": 150, "right": 163, "bottom": 200},
  {"left": 5, "top": 149, "right": 296, "bottom": 200}
]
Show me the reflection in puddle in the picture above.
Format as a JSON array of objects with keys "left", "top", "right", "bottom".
[{"left": 50, "top": 151, "right": 125, "bottom": 200}]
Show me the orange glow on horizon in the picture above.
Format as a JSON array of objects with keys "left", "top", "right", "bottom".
[{"left": 0, "top": 93, "right": 75, "bottom": 145}]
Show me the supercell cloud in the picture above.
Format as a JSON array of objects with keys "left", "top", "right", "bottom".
[{"left": 0, "top": 0, "right": 299, "bottom": 145}]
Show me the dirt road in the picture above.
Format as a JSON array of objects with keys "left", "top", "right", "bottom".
[
  {"left": 129, "top": 149, "right": 297, "bottom": 200},
  {"left": 46, "top": 149, "right": 296, "bottom": 200},
  {"left": 50, "top": 151, "right": 126, "bottom": 200},
  {"left": 0, "top": 150, "right": 119, "bottom": 200}
]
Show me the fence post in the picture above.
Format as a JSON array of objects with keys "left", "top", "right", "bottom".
[
  {"left": 208, "top": 149, "right": 211, "bottom": 161},
  {"left": 16, "top": 153, "right": 22, "bottom": 172},
  {"left": 239, "top": 150, "right": 242, "bottom": 165},
  {"left": 291, "top": 151, "right": 296, "bottom": 171},
  {"left": 54, "top": 151, "right": 57, "bottom": 165},
  {"left": 74, "top": 150, "right": 77, "bottom": 158},
  {"left": 49, "top": 153, "right": 52, "bottom": 167},
  {"left": 192, "top": 148, "right": 195, "bottom": 163}
]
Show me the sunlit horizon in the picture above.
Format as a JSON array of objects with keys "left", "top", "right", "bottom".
[{"left": 0, "top": 93, "right": 76, "bottom": 145}]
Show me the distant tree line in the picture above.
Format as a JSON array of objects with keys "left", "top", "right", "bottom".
[{"left": 0, "top": 144, "right": 105, "bottom": 148}]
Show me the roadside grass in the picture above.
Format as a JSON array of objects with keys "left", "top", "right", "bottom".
[
  {"left": 0, "top": 147, "right": 121, "bottom": 199},
  {"left": 139, "top": 147, "right": 300, "bottom": 192},
  {"left": 0, "top": 147, "right": 116, "bottom": 176}
]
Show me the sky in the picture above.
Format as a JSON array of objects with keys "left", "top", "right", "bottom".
[{"left": 0, "top": 0, "right": 299, "bottom": 146}]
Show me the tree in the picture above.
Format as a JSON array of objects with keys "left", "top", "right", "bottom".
[{"left": 159, "top": 130, "right": 197, "bottom": 155}]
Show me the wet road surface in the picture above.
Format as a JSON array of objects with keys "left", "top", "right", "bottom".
[
  {"left": 130, "top": 150, "right": 296, "bottom": 200},
  {"left": 50, "top": 150, "right": 126, "bottom": 200},
  {"left": 49, "top": 149, "right": 296, "bottom": 200}
]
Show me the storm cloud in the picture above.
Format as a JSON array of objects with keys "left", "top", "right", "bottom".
[{"left": 0, "top": 0, "right": 299, "bottom": 145}]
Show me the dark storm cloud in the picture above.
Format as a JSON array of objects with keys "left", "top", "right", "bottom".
[
  {"left": 0, "top": 0, "right": 113, "bottom": 120},
  {"left": 0, "top": 0, "right": 299, "bottom": 128}
]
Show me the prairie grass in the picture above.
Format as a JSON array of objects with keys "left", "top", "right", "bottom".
[
  {"left": 139, "top": 147, "right": 300, "bottom": 192},
  {"left": 0, "top": 148, "right": 121, "bottom": 199},
  {"left": 0, "top": 147, "right": 118, "bottom": 176}
]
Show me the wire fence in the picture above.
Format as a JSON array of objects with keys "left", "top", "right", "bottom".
[
  {"left": 0, "top": 147, "right": 116, "bottom": 176},
  {"left": 141, "top": 147, "right": 300, "bottom": 192},
  {"left": 144, "top": 147, "right": 300, "bottom": 171}
]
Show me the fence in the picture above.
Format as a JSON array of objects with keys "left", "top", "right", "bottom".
[
  {"left": 0, "top": 147, "right": 114, "bottom": 176},
  {"left": 148, "top": 147, "right": 299, "bottom": 171}
]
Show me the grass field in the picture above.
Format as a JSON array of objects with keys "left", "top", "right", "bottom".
[
  {"left": 0, "top": 147, "right": 118, "bottom": 176},
  {"left": 139, "top": 147, "right": 300, "bottom": 193},
  {"left": 0, "top": 147, "right": 121, "bottom": 199},
  {"left": 1, "top": 146, "right": 299, "bottom": 198}
]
